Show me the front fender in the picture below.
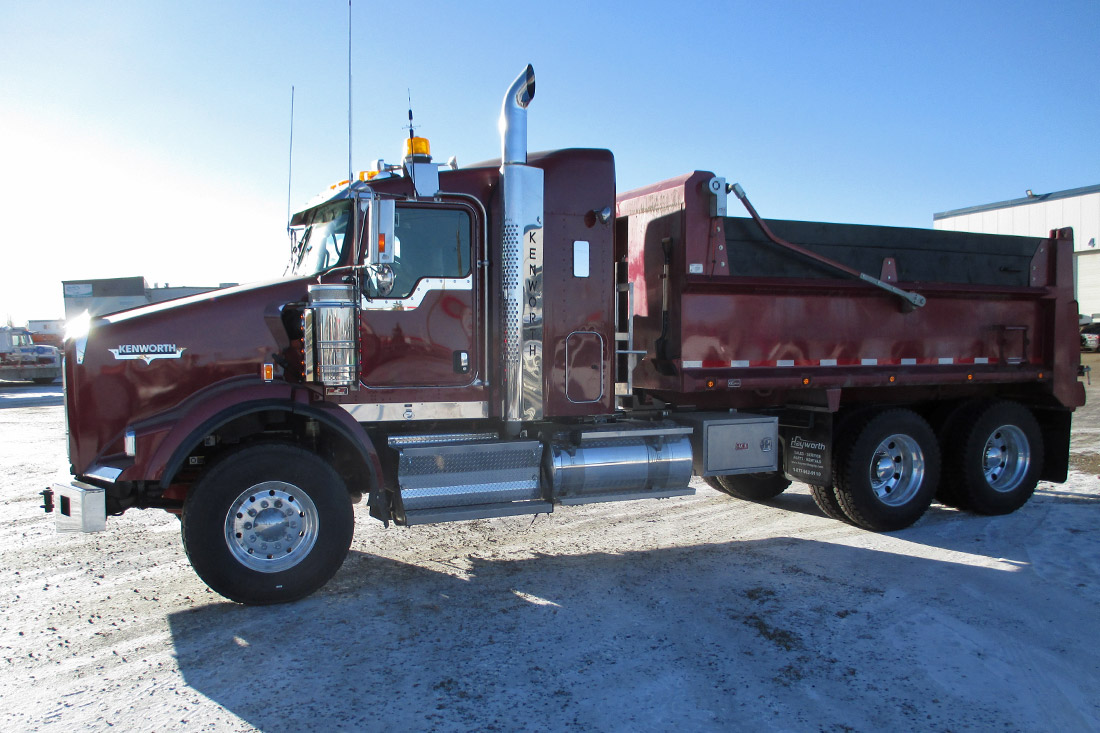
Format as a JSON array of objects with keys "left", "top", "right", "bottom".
[{"left": 116, "top": 377, "right": 381, "bottom": 491}]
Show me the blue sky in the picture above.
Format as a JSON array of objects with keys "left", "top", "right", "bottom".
[{"left": 2, "top": 0, "right": 1098, "bottom": 323}]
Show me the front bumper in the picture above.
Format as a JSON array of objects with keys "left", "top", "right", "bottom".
[{"left": 44, "top": 481, "right": 107, "bottom": 532}]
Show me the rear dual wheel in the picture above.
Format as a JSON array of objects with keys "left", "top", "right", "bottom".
[
  {"left": 939, "top": 401, "right": 1042, "bottom": 515},
  {"left": 809, "top": 483, "right": 850, "bottom": 523},
  {"left": 704, "top": 472, "right": 791, "bottom": 501},
  {"left": 832, "top": 409, "right": 940, "bottom": 532}
]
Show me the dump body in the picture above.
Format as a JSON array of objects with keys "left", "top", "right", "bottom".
[{"left": 618, "top": 171, "right": 1084, "bottom": 414}]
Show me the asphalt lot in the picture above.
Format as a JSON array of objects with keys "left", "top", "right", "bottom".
[{"left": 1, "top": 365, "right": 1098, "bottom": 731}]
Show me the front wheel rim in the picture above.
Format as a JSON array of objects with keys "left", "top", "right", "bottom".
[
  {"left": 867, "top": 433, "right": 925, "bottom": 506},
  {"left": 224, "top": 481, "right": 320, "bottom": 573},
  {"left": 982, "top": 424, "right": 1030, "bottom": 493}
]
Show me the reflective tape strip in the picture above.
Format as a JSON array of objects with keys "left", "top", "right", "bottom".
[{"left": 680, "top": 356, "right": 1001, "bottom": 369}]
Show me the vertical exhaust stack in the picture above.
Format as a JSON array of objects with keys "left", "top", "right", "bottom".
[
  {"left": 499, "top": 65, "right": 544, "bottom": 433},
  {"left": 500, "top": 64, "right": 535, "bottom": 164}
]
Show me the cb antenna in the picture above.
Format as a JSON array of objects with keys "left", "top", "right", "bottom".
[
  {"left": 406, "top": 89, "right": 418, "bottom": 140},
  {"left": 286, "top": 85, "right": 294, "bottom": 234},
  {"left": 347, "top": 0, "right": 353, "bottom": 187}
]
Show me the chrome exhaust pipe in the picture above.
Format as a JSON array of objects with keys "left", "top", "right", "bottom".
[
  {"left": 500, "top": 64, "right": 535, "bottom": 165},
  {"left": 499, "top": 65, "right": 544, "bottom": 432}
]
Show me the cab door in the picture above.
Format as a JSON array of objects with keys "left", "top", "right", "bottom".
[{"left": 358, "top": 201, "right": 481, "bottom": 391}]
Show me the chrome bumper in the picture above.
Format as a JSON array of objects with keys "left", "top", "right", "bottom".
[{"left": 48, "top": 481, "right": 107, "bottom": 532}]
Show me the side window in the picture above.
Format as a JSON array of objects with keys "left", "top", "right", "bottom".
[{"left": 389, "top": 207, "right": 471, "bottom": 298}]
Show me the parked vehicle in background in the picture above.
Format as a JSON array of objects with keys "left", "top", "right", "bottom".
[
  {"left": 0, "top": 326, "right": 61, "bottom": 384},
  {"left": 1081, "top": 323, "right": 1100, "bottom": 351},
  {"left": 45, "top": 66, "right": 1086, "bottom": 605},
  {"left": 30, "top": 332, "right": 63, "bottom": 349}
]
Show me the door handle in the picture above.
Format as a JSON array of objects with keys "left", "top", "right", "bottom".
[{"left": 453, "top": 350, "right": 470, "bottom": 374}]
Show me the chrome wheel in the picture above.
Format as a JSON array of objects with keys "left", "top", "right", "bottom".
[
  {"left": 868, "top": 433, "right": 925, "bottom": 507},
  {"left": 224, "top": 481, "right": 319, "bottom": 573},
  {"left": 834, "top": 409, "right": 939, "bottom": 531},
  {"left": 981, "top": 424, "right": 1030, "bottom": 493}
]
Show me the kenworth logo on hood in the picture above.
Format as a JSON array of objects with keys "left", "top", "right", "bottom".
[{"left": 108, "top": 344, "right": 186, "bottom": 363}]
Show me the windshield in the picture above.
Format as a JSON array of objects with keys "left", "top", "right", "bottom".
[{"left": 289, "top": 203, "right": 351, "bottom": 277}]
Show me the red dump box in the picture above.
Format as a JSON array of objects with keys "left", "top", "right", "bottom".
[{"left": 619, "top": 171, "right": 1084, "bottom": 416}]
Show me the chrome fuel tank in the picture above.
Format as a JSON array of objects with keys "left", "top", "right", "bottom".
[{"left": 546, "top": 423, "right": 694, "bottom": 503}]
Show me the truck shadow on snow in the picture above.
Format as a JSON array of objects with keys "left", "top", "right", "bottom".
[
  {"left": 166, "top": 529, "right": 1099, "bottom": 732},
  {"left": 0, "top": 382, "right": 63, "bottom": 408}
]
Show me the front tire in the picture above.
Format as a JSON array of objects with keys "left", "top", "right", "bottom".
[
  {"left": 182, "top": 443, "right": 354, "bottom": 605},
  {"left": 834, "top": 409, "right": 940, "bottom": 532}
]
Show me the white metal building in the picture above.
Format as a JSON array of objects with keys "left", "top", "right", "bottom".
[
  {"left": 933, "top": 184, "right": 1100, "bottom": 318},
  {"left": 932, "top": 183, "right": 1100, "bottom": 314},
  {"left": 62, "top": 277, "right": 237, "bottom": 319}
]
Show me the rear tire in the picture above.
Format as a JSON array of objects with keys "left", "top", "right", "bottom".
[
  {"left": 941, "top": 401, "right": 1042, "bottom": 515},
  {"left": 834, "top": 409, "right": 940, "bottom": 532},
  {"left": 809, "top": 484, "right": 850, "bottom": 523},
  {"left": 182, "top": 442, "right": 354, "bottom": 605},
  {"left": 934, "top": 400, "right": 982, "bottom": 509},
  {"left": 710, "top": 472, "right": 791, "bottom": 501}
]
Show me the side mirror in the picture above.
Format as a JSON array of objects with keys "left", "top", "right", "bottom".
[{"left": 368, "top": 198, "right": 396, "bottom": 265}]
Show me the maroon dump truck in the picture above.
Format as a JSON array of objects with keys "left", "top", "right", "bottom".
[{"left": 46, "top": 66, "right": 1085, "bottom": 604}]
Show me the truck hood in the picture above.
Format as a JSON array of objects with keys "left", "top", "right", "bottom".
[
  {"left": 66, "top": 276, "right": 316, "bottom": 475},
  {"left": 100, "top": 277, "right": 306, "bottom": 325}
]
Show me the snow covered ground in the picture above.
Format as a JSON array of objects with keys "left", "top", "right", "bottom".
[{"left": 1, "top": 370, "right": 1098, "bottom": 731}]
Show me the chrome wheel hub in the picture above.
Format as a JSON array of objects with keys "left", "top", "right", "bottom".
[
  {"left": 224, "top": 481, "right": 319, "bottom": 573},
  {"left": 868, "top": 433, "right": 925, "bottom": 507},
  {"left": 982, "top": 424, "right": 1030, "bottom": 493}
]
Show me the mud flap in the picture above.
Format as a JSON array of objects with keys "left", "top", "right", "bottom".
[{"left": 779, "top": 414, "right": 833, "bottom": 487}]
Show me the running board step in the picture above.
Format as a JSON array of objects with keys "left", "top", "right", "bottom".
[
  {"left": 558, "top": 487, "right": 695, "bottom": 506},
  {"left": 403, "top": 501, "right": 553, "bottom": 526},
  {"left": 396, "top": 439, "right": 543, "bottom": 511}
]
